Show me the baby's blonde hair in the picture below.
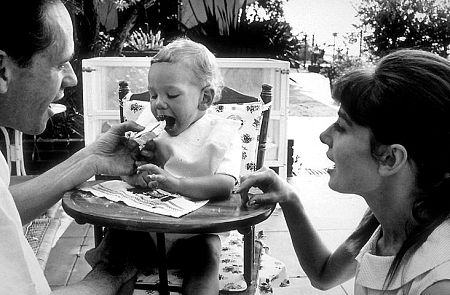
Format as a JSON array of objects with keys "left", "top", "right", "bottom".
[{"left": 151, "top": 38, "right": 224, "bottom": 103}]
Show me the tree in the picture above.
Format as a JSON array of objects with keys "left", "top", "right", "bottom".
[
  {"left": 356, "top": 0, "right": 450, "bottom": 58},
  {"left": 66, "top": 0, "right": 161, "bottom": 57}
]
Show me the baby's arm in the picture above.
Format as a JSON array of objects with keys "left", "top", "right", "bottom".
[{"left": 137, "top": 164, "right": 235, "bottom": 200}]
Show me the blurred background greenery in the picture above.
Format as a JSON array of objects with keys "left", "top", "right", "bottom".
[{"left": 44, "top": 0, "right": 449, "bottom": 142}]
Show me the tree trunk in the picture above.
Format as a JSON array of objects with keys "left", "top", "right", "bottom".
[
  {"left": 73, "top": 0, "right": 99, "bottom": 58},
  {"left": 105, "top": 6, "right": 140, "bottom": 56}
]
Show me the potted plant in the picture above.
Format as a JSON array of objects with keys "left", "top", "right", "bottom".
[
  {"left": 122, "top": 27, "right": 164, "bottom": 57},
  {"left": 22, "top": 98, "right": 85, "bottom": 175}
]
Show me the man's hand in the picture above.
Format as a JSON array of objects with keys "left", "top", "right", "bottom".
[
  {"left": 138, "top": 139, "right": 160, "bottom": 166},
  {"left": 84, "top": 121, "right": 144, "bottom": 176},
  {"left": 84, "top": 229, "right": 156, "bottom": 284}
]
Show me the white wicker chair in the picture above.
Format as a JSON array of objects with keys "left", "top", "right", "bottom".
[{"left": 1, "top": 126, "right": 63, "bottom": 270}]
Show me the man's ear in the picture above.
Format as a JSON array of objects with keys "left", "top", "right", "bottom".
[
  {"left": 0, "top": 50, "right": 11, "bottom": 94},
  {"left": 377, "top": 144, "right": 408, "bottom": 176},
  {"left": 198, "top": 87, "right": 215, "bottom": 111}
]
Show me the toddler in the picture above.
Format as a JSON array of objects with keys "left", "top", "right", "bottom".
[{"left": 124, "top": 38, "right": 242, "bottom": 295}]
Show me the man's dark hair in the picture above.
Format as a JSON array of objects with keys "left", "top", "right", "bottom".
[{"left": 0, "top": 0, "right": 59, "bottom": 67}]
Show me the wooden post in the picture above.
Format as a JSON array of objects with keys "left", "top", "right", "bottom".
[
  {"left": 256, "top": 84, "right": 272, "bottom": 170},
  {"left": 118, "top": 81, "right": 130, "bottom": 123}
]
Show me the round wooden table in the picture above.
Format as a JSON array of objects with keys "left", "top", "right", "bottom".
[{"left": 62, "top": 182, "right": 275, "bottom": 295}]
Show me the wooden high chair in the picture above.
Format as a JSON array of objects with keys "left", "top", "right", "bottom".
[{"left": 90, "top": 81, "right": 275, "bottom": 294}]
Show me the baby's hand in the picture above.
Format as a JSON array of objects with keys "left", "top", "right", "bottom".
[
  {"left": 137, "top": 164, "right": 180, "bottom": 193},
  {"left": 121, "top": 171, "right": 150, "bottom": 188}
]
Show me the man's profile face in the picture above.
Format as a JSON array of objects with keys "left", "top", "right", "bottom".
[{"left": 0, "top": 2, "right": 77, "bottom": 135}]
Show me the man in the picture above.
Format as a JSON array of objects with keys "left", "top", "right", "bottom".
[{"left": 0, "top": 1, "right": 151, "bottom": 294}]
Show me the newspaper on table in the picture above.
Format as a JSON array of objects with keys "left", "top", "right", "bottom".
[{"left": 79, "top": 180, "right": 208, "bottom": 218}]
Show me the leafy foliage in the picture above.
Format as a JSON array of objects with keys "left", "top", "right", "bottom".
[
  {"left": 185, "top": 0, "right": 303, "bottom": 67},
  {"left": 356, "top": 0, "right": 450, "bottom": 57},
  {"left": 57, "top": 0, "right": 303, "bottom": 141},
  {"left": 38, "top": 84, "right": 84, "bottom": 139},
  {"left": 110, "top": 0, "right": 144, "bottom": 11},
  {"left": 320, "top": 50, "right": 375, "bottom": 86},
  {"left": 39, "top": 105, "right": 84, "bottom": 139},
  {"left": 125, "top": 28, "right": 164, "bottom": 51}
]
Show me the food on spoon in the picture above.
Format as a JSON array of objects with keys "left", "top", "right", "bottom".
[{"left": 132, "top": 120, "right": 166, "bottom": 148}]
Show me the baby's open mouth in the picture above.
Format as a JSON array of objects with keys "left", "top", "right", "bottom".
[{"left": 157, "top": 115, "right": 176, "bottom": 130}]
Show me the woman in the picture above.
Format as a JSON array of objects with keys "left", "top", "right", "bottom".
[{"left": 238, "top": 49, "right": 450, "bottom": 294}]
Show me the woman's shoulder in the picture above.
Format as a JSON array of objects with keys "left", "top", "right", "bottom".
[
  {"left": 420, "top": 277, "right": 450, "bottom": 295},
  {"left": 410, "top": 256, "right": 450, "bottom": 294},
  {"left": 412, "top": 219, "right": 450, "bottom": 265},
  {"left": 355, "top": 221, "right": 450, "bottom": 292},
  {"left": 406, "top": 219, "right": 450, "bottom": 292}
]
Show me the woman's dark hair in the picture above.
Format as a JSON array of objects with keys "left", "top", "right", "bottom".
[
  {"left": 0, "top": 0, "right": 59, "bottom": 67},
  {"left": 332, "top": 49, "right": 450, "bottom": 290}
]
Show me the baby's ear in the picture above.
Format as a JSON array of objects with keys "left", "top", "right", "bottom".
[{"left": 198, "top": 87, "right": 215, "bottom": 111}]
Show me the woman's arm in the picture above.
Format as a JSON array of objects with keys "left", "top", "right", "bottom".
[{"left": 238, "top": 167, "right": 374, "bottom": 289}]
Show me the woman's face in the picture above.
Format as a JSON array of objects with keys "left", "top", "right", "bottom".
[
  {"left": 320, "top": 107, "right": 382, "bottom": 195},
  {"left": 147, "top": 62, "right": 205, "bottom": 136}
]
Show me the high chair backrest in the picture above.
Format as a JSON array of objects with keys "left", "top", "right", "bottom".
[{"left": 118, "top": 81, "right": 273, "bottom": 176}]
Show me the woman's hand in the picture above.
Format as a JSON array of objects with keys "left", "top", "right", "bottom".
[{"left": 237, "top": 166, "right": 297, "bottom": 207}]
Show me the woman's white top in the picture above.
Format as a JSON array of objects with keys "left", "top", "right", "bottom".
[{"left": 355, "top": 219, "right": 450, "bottom": 294}]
